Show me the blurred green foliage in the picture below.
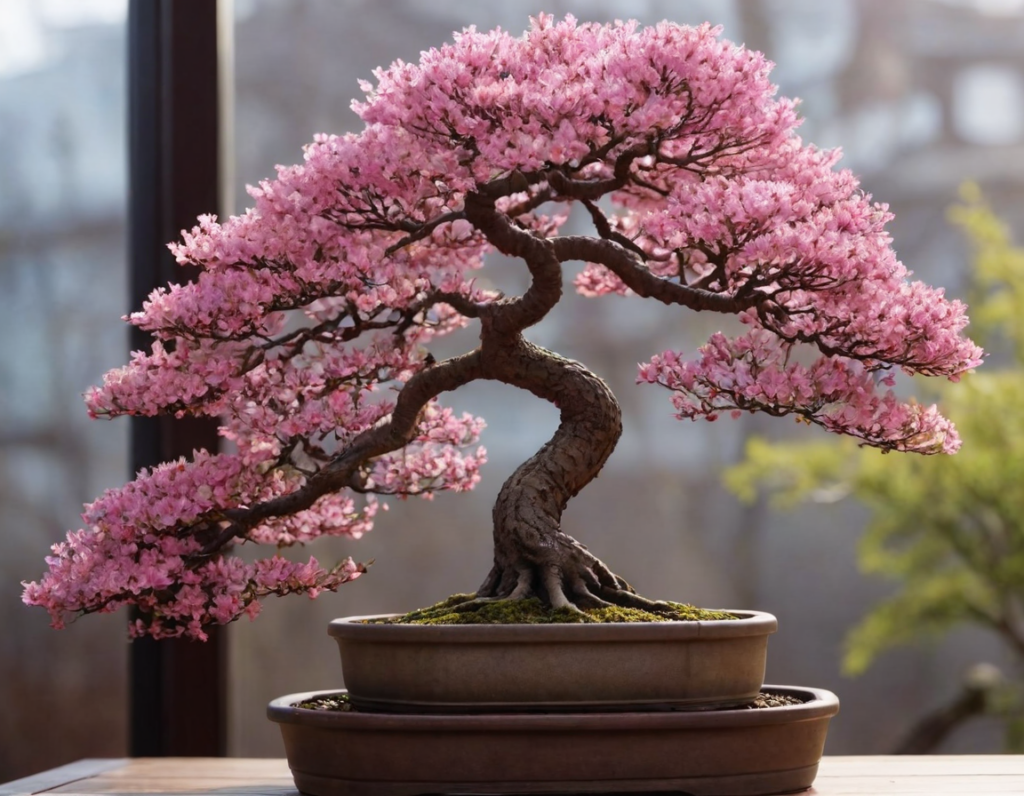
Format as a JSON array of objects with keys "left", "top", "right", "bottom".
[{"left": 725, "top": 185, "right": 1024, "bottom": 747}]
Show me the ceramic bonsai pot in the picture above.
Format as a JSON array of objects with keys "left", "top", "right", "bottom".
[
  {"left": 328, "top": 610, "right": 777, "bottom": 712},
  {"left": 268, "top": 684, "right": 839, "bottom": 796}
]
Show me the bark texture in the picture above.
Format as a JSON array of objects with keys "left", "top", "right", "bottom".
[
  {"left": 464, "top": 192, "right": 654, "bottom": 610},
  {"left": 476, "top": 336, "right": 632, "bottom": 608}
]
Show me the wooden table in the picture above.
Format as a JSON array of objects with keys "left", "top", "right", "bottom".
[{"left": 2, "top": 756, "right": 1024, "bottom": 795}]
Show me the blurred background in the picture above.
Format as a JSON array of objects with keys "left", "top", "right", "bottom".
[{"left": 2, "top": 0, "right": 1023, "bottom": 780}]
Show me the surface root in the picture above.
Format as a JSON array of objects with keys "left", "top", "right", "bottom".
[{"left": 476, "top": 539, "right": 677, "bottom": 616}]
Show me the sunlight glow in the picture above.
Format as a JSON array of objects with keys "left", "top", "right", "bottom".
[{"left": 0, "top": 0, "right": 125, "bottom": 76}]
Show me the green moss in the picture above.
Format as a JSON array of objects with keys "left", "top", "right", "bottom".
[
  {"left": 370, "top": 594, "right": 737, "bottom": 625},
  {"left": 661, "top": 601, "right": 738, "bottom": 622}
]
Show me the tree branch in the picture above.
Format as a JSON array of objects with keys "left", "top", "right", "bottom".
[
  {"left": 552, "top": 235, "right": 764, "bottom": 314},
  {"left": 393, "top": 290, "right": 484, "bottom": 338},
  {"left": 193, "top": 348, "right": 486, "bottom": 554},
  {"left": 545, "top": 140, "right": 654, "bottom": 201},
  {"left": 383, "top": 210, "right": 467, "bottom": 255},
  {"left": 580, "top": 199, "right": 650, "bottom": 261},
  {"left": 464, "top": 192, "right": 563, "bottom": 334}
]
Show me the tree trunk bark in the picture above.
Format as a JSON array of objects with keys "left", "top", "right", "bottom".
[{"left": 476, "top": 334, "right": 643, "bottom": 610}]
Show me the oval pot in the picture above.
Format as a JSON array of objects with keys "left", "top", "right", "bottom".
[
  {"left": 269, "top": 684, "right": 838, "bottom": 796},
  {"left": 328, "top": 610, "right": 777, "bottom": 712}
]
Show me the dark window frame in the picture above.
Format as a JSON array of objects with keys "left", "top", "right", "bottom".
[{"left": 127, "top": 0, "right": 229, "bottom": 757}]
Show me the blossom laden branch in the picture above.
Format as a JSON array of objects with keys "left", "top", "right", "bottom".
[
  {"left": 554, "top": 235, "right": 765, "bottom": 314},
  {"left": 639, "top": 334, "right": 963, "bottom": 455},
  {"left": 230, "top": 348, "right": 486, "bottom": 531},
  {"left": 383, "top": 210, "right": 468, "bottom": 256}
]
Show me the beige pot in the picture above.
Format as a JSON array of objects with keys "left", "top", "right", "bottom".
[
  {"left": 328, "top": 610, "right": 777, "bottom": 712},
  {"left": 269, "top": 684, "right": 839, "bottom": 796}
]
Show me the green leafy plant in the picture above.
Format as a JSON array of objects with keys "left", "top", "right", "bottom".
[{"left": 727, "top": 185, "right": 1024, "bottom": 749}]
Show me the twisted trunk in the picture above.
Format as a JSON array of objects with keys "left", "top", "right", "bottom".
[
  {"left": 475, "top": 336, "right": 648, "bottom": 610},
  {"left": 461, "top": 191, "right": 662, "bottom": 611}
]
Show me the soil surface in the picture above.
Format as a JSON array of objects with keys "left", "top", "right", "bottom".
[
  {"left": 293, "top": 692, "right": 806, "bottom": 712},
  {"left": 366, "top": 594, "right": 737, "bottom": 625}
]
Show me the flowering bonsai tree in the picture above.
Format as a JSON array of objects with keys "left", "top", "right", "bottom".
[{"left": 25, "top": 16, "right": 981, "bottom": 640}]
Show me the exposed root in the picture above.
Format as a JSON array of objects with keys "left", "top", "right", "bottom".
[
  {"left": 380, "top": 591, "right": 735, "bottom": 624},
  {"left": 476, "top": 532, "right": 680, "bottom": 618}
]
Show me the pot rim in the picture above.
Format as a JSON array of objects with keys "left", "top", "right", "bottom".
[
  {"left": 268, "top": 685, "right": 837, "bottom": 731},
  {"left": 327, "top": 609, "right": 777, "bottom": 643}
]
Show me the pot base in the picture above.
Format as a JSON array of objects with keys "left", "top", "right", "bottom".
[
  {"left": 291, "top": 764, "right": 820, "bottom": 796},
  {"left": 269, "top": 685, "right": 838, "bottom": 796}
]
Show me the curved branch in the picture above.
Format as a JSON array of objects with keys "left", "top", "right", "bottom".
[
  {"left": 552, "top": 235, "right": 763, "bottom": 314},
  {"left": 545, "top": 140, "right": 653, "bottom": 201},
  {"left": 383, "top": 210, "right": 467, "bottom": 255},
  {"left": 503, "top": 186, "right": 557, "bottom": 218},
  {"left": 580, "top": 199, "right": 650, "bottom": 261},
  {"left": 198, "top": 348, "right": 485, "bottom": 553},
  {"left": 476, "top": 169, "right": 547, "bottom": 200},
  {"left": 464, "top": 192, "right": 563, "bottom": 334},
  {"left": 394, "top": 290, "right": 485, "bottom": 338}
]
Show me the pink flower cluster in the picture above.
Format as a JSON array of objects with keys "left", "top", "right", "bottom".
[
  {"left": 20, "top": 448, "right": 368, "bottom": 638},
  {"left": 639, "top": 331, "right": 963, "bottom": 454},
  {"left": 355, "top": 15, "right": 791, "bottom": 184},
  {"left": 25, "top": 387, "right": 486, "bottom": 638},
  {"left": 614, "top": 139, "right": 983, "bottom": 435},
  {"left": 366, "top": 405, "right": 487, "bottom": 498},
  {"left": 561, "top": 74, "right": 982, "bottom": 435}
]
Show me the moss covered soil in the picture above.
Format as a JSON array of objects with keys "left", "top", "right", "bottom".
[{"left": 367, "top": 594, "right": 737, "bottom": 625}]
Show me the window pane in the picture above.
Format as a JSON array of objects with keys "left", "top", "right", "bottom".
[{"left": 0, "top": 0, "right": 129, "bottom": 780}]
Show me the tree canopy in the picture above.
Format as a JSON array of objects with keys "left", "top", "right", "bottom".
[{"left": 25, "top": 16, "right": 980, "bottom": 639}]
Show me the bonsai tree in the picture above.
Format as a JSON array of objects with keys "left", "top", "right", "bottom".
[
  {"left": 24, "top": 16, "right": 981, "bottom": 640},
  {"left": 727, "top": 186, "right": 1024, "bottom": 748}
]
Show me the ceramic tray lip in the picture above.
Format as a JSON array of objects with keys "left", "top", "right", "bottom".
[
  {"left": 328, "top": 610, "right": 778, "bottom": 642},
  {"left": 268, "top": 685, "right": 838, "bottom": 731}
]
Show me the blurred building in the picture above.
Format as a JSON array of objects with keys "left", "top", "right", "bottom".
[
  {"left": 1, "top": 0, "right": 1022, "bottom": 779},
  {"left": 0, "top": 5, "right": 129, "bottom": 780}
]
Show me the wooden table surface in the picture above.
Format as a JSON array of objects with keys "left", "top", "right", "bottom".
[{"left": 2, "top": 756, "right": 1024, "bottom": 796}]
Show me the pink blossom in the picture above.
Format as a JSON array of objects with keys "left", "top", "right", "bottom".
[{"left": 639, "top": 330, "right": 967, "bottom": 454}]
